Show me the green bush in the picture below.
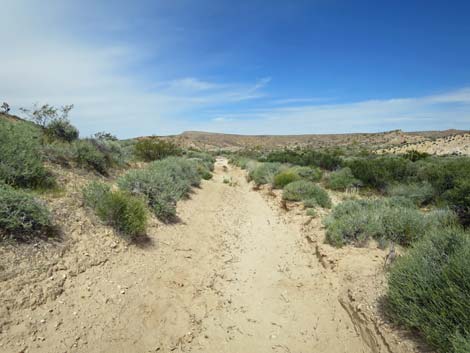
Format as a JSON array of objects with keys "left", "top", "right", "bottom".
[
  {"left": 346, "top": 156, "right": 412, "bottom": 189},
  {"left": 324, "top": 198, "right": 457, "bottom": 247},
  {"left": 45, "top": 118, "right": 79, "bottom": 142},
  {"left": 118, "top": 157, "right": 202, "bottom": 222},
  {"left": 291, "top": 166, "right": 323, "bottom": 182},
  {"left": 306, "top": 208, "right": 317, "bottom": 217},
  {"left": 266, "top": 148, "right": 343, "bottom": 170},
  {"left": 386, "top": 182, "right": 434, "bottom": 206},
  {"left": 326, "top": 167, "right": 361, "bottom": 191},
  {"left": 283, "top": 180, "right": 332, "bottom": 208},
  {"left": 273, "top": 169, "right": 301, "bottom": 188},
  {"left": 0, "top": 184, "right": 52, "bottom": 241},
  {"left": 387, "top": 227, "right": 470, "bottom": 353},
  {"left": 442, "top": 177, "right": 470, "bottom": 226},
  {"left": 72, "top": 140, "right": 109, "bottom": 175},
  {"left": 249, "top": 162, "right": 284, "bottom": 185},
  {"left": 83, "top": 182, "right": 147, "bottom": 238},
  {"left": 0, "top": 120, "right": 54, "bottom": 188},
  {"left": 134, "top": 138, "right": 181, "bottom": 162}
]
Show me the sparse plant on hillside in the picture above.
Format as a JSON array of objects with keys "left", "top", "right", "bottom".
[
  {"left": 1, "top": 102, "right": 10, "bottom": 113},
  {"left": 0, "top": 184, "right": 53, "bottom": 241},
  {"left": 45, "top": 117, "right": 79, "bottom": 142},
  {"left": 93, "top": 131, "right": 118, "bottom": 141},
  {"left": 83, "top": 181, "right": 147, "bottom": 239}
]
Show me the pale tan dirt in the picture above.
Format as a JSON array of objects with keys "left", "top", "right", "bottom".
[{"left": 0, "top": 158, "right": 428, "bottom": 353}]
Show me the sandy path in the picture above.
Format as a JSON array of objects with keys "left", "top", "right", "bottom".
[{"left": 1, "top": 158, "right": 371, "bottom": 353}]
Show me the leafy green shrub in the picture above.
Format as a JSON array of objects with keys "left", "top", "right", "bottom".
[
  {"left": 0, "top": 120, "right": 54, "bottom": 188},
  {"left": 249, "top": 162, "right": 284, "bottom": 185},
  {"left": 442, "top": 177, "right": 470, "bottom": 226},
  {"left": 72, "top": 140, "right": 109, "bottom": 175},
  {"left": 303, "top": 198, "right": 318, "bottom": 208},
  {"left": 324, "top": 198, "right": 457, "bottom": 247},
  {"left": 291, "top": 166, "right": 323, "bottom": 182},
  {"left": 273, "top": 169, "right": 301, "bottom": 188},
  {"left": 0, "top": 184, "right": 52, "bottom": 241},
  {"left": 83, "top": 182, "right": 147, "bottom": 238},
  {"left": 134, "top": 138, "right": 181, "bottom": 162},
  {"left": 45, "top": 118, "right": 79, "bottom": 142},
  {"left": 283, "top": 180, "right": 332, "bottom": 208},
  {"left": 346, "top": 156, "right": 411, "bottom": 189},
  {"left": 186, "top": 151, "right": 215, "bottom": 171},
  {"left": 387, "top": 227, "right": 470, "bottom": 353},
  {"left": 386, "top": 182, "right": 434, "bottom": 206},
  {"left": 118, "top": 157, "right": 202, "bottom": 222},
  {"left": 326, "top": 167, "right": 361, "bottom": 191},
  {"left": 306, "top": 208, "right": 317, "bottom": 217},
  {"left": 266, "top": 148, "right": 343, "bottom": 170}
]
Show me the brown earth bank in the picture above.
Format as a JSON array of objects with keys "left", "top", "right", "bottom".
[{"left": 1, "top": 158, "right": 430, "bottom": 353}]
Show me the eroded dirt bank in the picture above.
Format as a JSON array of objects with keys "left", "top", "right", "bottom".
[{"left": 0, "top": 158, "right": 424, "bottom": 353}]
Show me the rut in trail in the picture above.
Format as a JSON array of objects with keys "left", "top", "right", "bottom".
[{"left": 2, "top": 158, "right": 373, "bottom": 353}]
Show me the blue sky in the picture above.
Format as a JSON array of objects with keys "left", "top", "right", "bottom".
[{"left": 1, "top": 0, "right": 469, "bottom": 138}]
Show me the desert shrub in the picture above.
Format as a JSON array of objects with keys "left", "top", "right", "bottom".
[
  {"left": 118, "top": 157, "right": 202, "bottom": 221},
  {"left": 0, "top": 184, "right": 52, "bottom": 241},
  {"left": 303, "top": 198, "right": 318, "bottom": 208},
  {"left": 0, "top": 120, "right": 54, "bottom": 188},
  {"left": 45, "top": 118, "right": 79, "bottom": 142},
  {"left": 387, "top": 227, "right": 470, "bottom": 353},
  {"left": 442, "top": 177, "right": 470, "bottom": 226},
  {"left": 186, "top": 151, "right": 215, "bottom": 171},
  {"left": 72, "top": 140, "right": 109, "bottom": 175},
  {"left": 306, "top": 208, "right": 317, "bottom": 217},
  {"left": 134, "top": 138, "right": 181, "bottom": 162},
  {"left": 273, "top": 169, "right": 301, "bottom": 188},
  {"left": 283, "top": 180, "right": 332, "bottom": 208},
  {"left": 346, "top": 156, "right": 411, "bottom": 189},
  {"left": 402, "top": 149, "right": 430, "bottom": 162},
  {"left": 83, "top": 182, "right": 147, "bottom": 238},
  {"left": 324, "top": 198, "right": 457, "bottom": 247},
  {"left": 230, "top": 156, "right": 252, "bottom": 169},
  {"left": 266, "top": 148, "right": 343, "bottom": 170},
  {"left": 291, "top": 166, "right": 323, "bottom": 182},
  {"left": 249, "top": 162, "right": 285, "bottom": 185},
  {"left": 326, "top": 167, "right": 361, "bottom": 191},
  {"left": 386, "top": 182, "right": 434, "bottom": 206}
]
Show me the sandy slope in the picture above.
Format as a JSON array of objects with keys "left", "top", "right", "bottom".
[{"left": 0, "top": 159, "right": 423, "bottom": 353}]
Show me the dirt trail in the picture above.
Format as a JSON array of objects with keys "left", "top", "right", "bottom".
[{"left": 2, "top": 158, "right": 386, "bottom": 353}]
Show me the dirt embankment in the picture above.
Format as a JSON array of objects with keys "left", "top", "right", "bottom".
[{"left": 0, "top": 159, "right": 429, "bottom": 353}]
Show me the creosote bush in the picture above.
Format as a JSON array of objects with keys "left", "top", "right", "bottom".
[
  {"left": 134, "top": 138, "right": 181, "bottom": 162},
  {"left": 386, "top": 182, "right": 434, "bottom": 206},
  {"left": 324, "top": 198, "right": 457, "bottom": 247},
  {"left": 45, "top": 118, "right": 79, "bottom": 142},
  {"left": 326, "top": 167, "right": 361, "bottom": 191},
  {"left": 283, "top": 180, "right": 332, "bottom": 208},
  {"left": 387, "top": 227, "right": 470, "bottom": 353},
  {"left": 273, "top": 169, "right": 301, "bottom": 188},
  {"left": 0, "top": 184, "right": 53, "bottom": 241},
  {"left": 83, "top": 182, "right": 147, "bottom": 238},
  {"left": 0, "top": 120, "right": 54, "bottom": 188},
  {"left": 290, "top": 166, "right": 323, "bottom": 182}
]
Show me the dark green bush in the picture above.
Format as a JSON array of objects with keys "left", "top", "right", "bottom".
[
  {"left": 134, "top": 138, "right": 181, "bottom": 162},
  {"left": 442, "top": 177, "right": 470, "bottom": 226},
  {"left": 283, "top": 180, "right": 332, "bottom": 208},
  {"left": 387, "top": 227, "right": 470, "bottom": 353},
  {"left": 83, "top": 182, "right": 147, "bottom": 238},
  {"left": 0, "top": 120, "right": 54, "bottom": 188},
  {"left": 402, "top": 149, "right": 430, "bottom": 162},
  {"left": 324, "top": 198, "right": 457, "bottom": 247},
  {"left": 266, "top": 148, "right": 343, "bottom": 170},
  {"left": 326, "top": 167, "right": 361, "bottom": 191},
  {"left": 273, "top": 169, "right": 301, "bottom": 188},
  {"left": 45, "top": 118, "right": 79, "bottom": 142},
  {"left": 346, "top": 156, "right": 412, "bottom": 189},
  {"left": 0, "top": 184, "right": 53, "bottom": 241}
]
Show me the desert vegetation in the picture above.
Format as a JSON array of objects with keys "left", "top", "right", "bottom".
[{"left": 228, "top": 145, "right": 470, "bottom": 352}]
